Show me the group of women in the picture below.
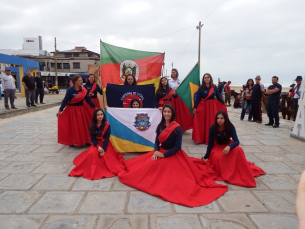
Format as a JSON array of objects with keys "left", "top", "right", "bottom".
[{"left": 57, "top": 72, "right": 265, "bottom": 207}]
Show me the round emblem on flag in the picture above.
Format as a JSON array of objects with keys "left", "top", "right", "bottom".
[{"left": 120, "top": 60, "right": 140, "bottom": 82}]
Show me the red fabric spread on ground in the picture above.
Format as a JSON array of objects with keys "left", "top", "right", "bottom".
[
  {"left": 192, "top": 92, "right": 227, "bottom": 144},
  {"left": 197, "top": 142, "right": 266, "bottom": 187},
  {"left": 118, "top": 122, "right": 228, "bottom": 207},
  {"left": 69, "top": 123, "right": 124, "bottom": 180},
  {"left": 58, "top": 87, "right": 94, "bottom": 146}
]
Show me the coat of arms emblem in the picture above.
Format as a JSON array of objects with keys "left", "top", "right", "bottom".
[
  {"left": 120, "top": 60, "right": 139, "bottom": 81},
  {"left": 134, "top": 113, "right": 151, "bottom": 130}
]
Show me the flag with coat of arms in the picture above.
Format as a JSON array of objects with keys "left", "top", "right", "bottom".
[{"left": 105, "top": 108, "right": 162, "bottom": 153}]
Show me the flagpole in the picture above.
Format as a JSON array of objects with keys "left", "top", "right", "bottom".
[
  {"left": 100, "top": 39, "right": 107, "bottom": 109},
  {"left": 196, "top": 21, "right": 203, "bottom": 76}
]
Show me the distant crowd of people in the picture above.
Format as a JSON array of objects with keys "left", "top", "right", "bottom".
[{"left": 217, "top": 75, "right": 303, "bottom": 128}]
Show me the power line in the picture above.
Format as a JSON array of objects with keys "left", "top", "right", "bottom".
[
  {"left": 202, "top": 0, "right": 227, "bottom": 21},
  {"left": 174, "top": 30, "right": 197, "bottom": 63}
]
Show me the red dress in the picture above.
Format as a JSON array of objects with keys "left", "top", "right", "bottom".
[
  {"left": 192, "top": 87, "right": 227, "bottom": 144},
  {"left": 205, "top": 142, "right": 266, "bottom": 187},
  {"left": 69, "top": 122, "right": 124, "bottom": 179},
  {"left": 159, "top": 90, "right": 193, "bottom": 132},
  {"left": 118, "top": 121, "right": 228, "bottom": 207},
  {"left": 85, "top": 82, "right": 101, "bottom": 109},
  {"left": 58, "top": 87, "right": 94, "bottom": 146}
]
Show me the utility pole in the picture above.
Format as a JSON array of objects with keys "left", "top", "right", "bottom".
[
  {"left": 196, "top": 21, "right": 203, "bottom": 76},
  {"left": 54, "top": 37, "right": 58, "bottom": 86}
]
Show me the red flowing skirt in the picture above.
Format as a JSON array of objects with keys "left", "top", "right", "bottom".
[
  {"left": 172, "top": 96, "right": 193, "bottom": 132},
  {"left": 69, "top": 141, "right": 124, "bottom": 180},
  {"left": 84, "top": 97, "right": 101, "bottom": 109},
  {"left": 58, "top": 105, "right": 94, "bottom": 146},
  {"left": 192, "top": 99, "right": 227, "bottom": 144},
  {"left": 118, "top": 148, "right": 228, "bottom": 207},
  {"left": 204, "top": 143, "right": 266, "bottom": 187}
]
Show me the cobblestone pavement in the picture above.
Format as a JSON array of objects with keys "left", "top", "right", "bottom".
[{"left": 0, "top": 106, "right": 303, "bottom": 229}]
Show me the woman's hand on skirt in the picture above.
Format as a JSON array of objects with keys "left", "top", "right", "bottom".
[
  {"left": 223, "top": 146, "right": 230, "bottom": 155},
  {"left": 56, "top": 111, "right": 61, "bottom": 117},
  {"left": 152, "top": 151, "right": 164, "bottom": 160},
  {"left": 98, "top": 146, "right": 105, "bottom": 157}
]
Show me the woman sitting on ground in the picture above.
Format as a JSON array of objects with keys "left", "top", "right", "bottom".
[
  {"left": 204, "top": 110, "right": 265, "bottom": 187},
  {"left": 69, "top": 108, "right": 123, "bottom": 180},
  {"left": 118, "top": 104, "right": 228, "bottom": 207}
]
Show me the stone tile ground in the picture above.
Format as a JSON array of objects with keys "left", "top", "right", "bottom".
[{"left": 0, "top": 106, "right": 302, "bottom": 228}]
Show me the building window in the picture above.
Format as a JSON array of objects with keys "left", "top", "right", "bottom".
[
  {"left": 39, "top": 62, "right": 46, "bottom": 71},
  {"left": 63, "top": 63, "right": 70, "bottom": 69},
  {"left": 73, "top": 62, "right": 80, "bottom": 69},
  {"left": 51, "top": 63, "right": 55, "bottom": 68},
  {"left": 57, "top": 63, "right": 62, "bottom": 69},
  {"left": 65, "top": 53, "right": 72, "bottom": 58},
  {"left": 73, "top": 53, "right": 79, "bottom": 57}
]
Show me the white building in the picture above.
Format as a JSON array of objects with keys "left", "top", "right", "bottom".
[{"left": 0, "top": 36, "right": 47, "bottom": 56}]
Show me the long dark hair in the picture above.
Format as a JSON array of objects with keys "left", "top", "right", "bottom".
[
  {"left": 201, "top": 73, "right": 214, "bottom": 89},
  {"left": 213, "top": 110, "right": 234, "bottom": 143},
  {"left": 86, "top": 74, "right": 95, "bottom": 84},
  {"left": 130, "top": 99, "right": 141, "bottom": 108},
  {"left": 124, "top": 75, "right": 137, "bottom": 86},
  {"left": 245, "top": 79, "right": 254, "bottom": 90},
  {"left": 156, "top": 104, "right": 177, "bottom": 135},
  {"left": 89, "top": 108, "right": 106, "bottom": 134},
  {"left": 156, "top": 77, "right": 171, "bottom": 97}
]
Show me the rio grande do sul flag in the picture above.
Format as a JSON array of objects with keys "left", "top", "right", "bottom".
[
  {"left": 105, "top": 107, "right": 162, "bottom": 153},
  {"left": 100, "top": 41, "right": 165, "bottom": 88}
]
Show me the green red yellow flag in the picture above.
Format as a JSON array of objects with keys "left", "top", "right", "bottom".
[
  {"left": 100, "top": 41, "right": 165, "bottom": 88},
  {"left": 176, "top": 63, "right": 200, "bottom": 116}
]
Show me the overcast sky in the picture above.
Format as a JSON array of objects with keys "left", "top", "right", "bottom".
[{"left": 1, "top": 0, "right": 304, "bottom": 85}]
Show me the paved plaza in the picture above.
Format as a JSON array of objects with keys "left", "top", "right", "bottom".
[{"left": 0, "top": 105, "right": 303, "bottom": 229}]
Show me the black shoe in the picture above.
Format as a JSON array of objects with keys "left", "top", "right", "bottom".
[
  {"left": 273, "top": 125, "right": 279, "bottom": 128},
  {"left": 27, "top": 105, "right": 31, "bottom": 107},
  {"left": 265, "top": 123, "right": 273, "bottom": 126},
  {"left": 69, "top": 145, "right": 74, "bottom": 147},
  {"left": 31, "top": 104, "right": 37, "bottom": 107},
  {"left": 85, "top": 143, "right": 91, "bottom": 146},
  {"left": 5, "top": 107, "right": 10, "bottom": 110},
  {"left": 11, "top": 107, "right": 18, "bottom": 109}
]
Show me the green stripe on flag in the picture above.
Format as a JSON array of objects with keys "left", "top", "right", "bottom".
[
  {"left": 176, "top": 63, "right": 200, "bottom": 116},
  {"left": 101, "top": 42, "right": 162, "bottom": 65}
]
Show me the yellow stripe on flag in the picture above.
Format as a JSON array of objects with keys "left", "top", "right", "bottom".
[
  {"left": 110, "top": 135, "right": 154, "bottom": 153},
  {"left": 189, "top": 82, "right": 199, "bottom": 108}
]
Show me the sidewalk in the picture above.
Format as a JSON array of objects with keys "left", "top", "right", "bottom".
[
  {"left": 0, "top": 106, "right": 302, "bottom": 228},
  {"left": 0, "top": 92, "right": 64, "bottom": 119}
]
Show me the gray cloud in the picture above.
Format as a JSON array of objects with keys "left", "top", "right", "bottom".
[{"left": 1, "top": 0, "right": 304, "bottom": 86}]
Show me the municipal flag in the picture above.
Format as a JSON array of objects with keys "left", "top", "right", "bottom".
[{"left": 105, "top": 108, "right": 162, "bottom": 153}]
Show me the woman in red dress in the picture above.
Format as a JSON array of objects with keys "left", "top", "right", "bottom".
[
  {"left": 192, "top": 73, "right": 227, "bottom": 144},
  {"left": 118, "top": 104, "right": 228, "bottom": 207},
  {"left": 155, "top": 77, "right": 176, "bottom": 109},
  {"left": 57, "top": 75, "right": 96, "bottom": 146},
  {"left": 69, "top": 108, "right": 124, "bottom": 179},
  {"left": 84, "top": 74, "right": 103, "bottom": 108},
  {"left": 204, "top": 110, "right": 265, "bottom": 187},
  {"left": 156, "top": 77, "right": 193, "bottom": 132}
]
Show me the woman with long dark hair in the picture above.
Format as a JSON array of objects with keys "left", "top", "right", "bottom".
[
  {"left": 203, "top": 110, "right": 265, "bottom": 187},
  {"left": 118, "top": 104, "right": 228, "bottom": 207},
  {"left": 155, "top": 77, "right": 176, "bottom": 109},
  {"left": 240, "top": 78, "right": 254, "bottom": 121},
  {"left": 192, "top": 73, "right": 227, "bottom": 144},
  {"left": 57, "top": 74, "right": 96, "bottom": 146},
  {"left": 124, "top": 75, "right": 137, "bottom": 86},
  {"left": 84, "top": 74, "right": 103, "bottom": 108},
  {"left": 69, "top": 109, "right": 123, "bottom": 179}
]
